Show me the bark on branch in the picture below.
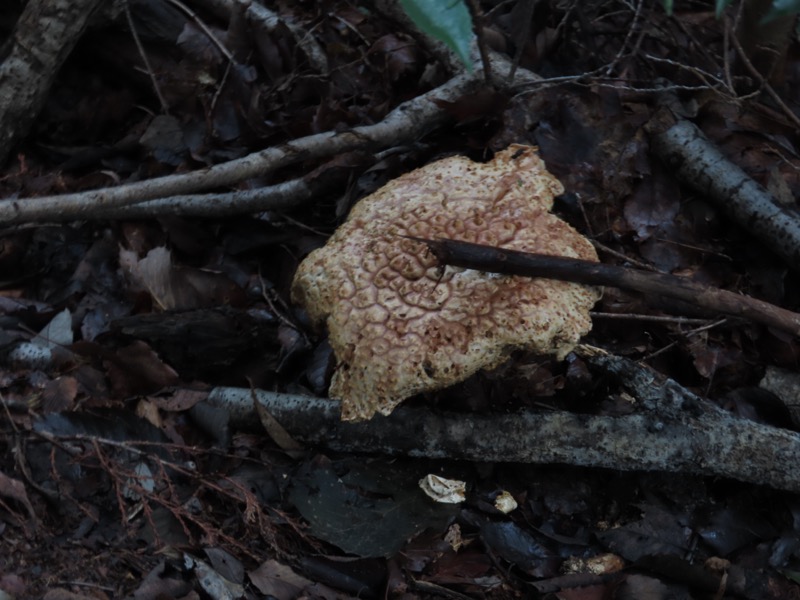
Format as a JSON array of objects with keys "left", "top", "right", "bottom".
[
  {"left": 650, "top": 118, "right": 800, "bottom": 271},
  {"left": 206, "top": 345, "right": 800, "bottom": 493},
  {"left": 416, "top": 237, "right": 800, "bottom": 337},
  {"left": 0, "top": 0, "right": 105, "bottom": 167}
]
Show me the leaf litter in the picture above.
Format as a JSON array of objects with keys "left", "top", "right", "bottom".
[{"left": 2, "top": 0, "right": 800, "bottom": 598}]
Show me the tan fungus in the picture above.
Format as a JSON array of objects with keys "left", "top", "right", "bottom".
[{"left": 291, "top": 145, "right": 600, "bottom": 420}]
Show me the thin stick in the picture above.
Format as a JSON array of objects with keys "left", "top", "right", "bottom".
[
  {"left": 504, "top": 0, "right": 533, "bottom": 83},
  {"left": 727, "top": 15, "right": 800, "bottom": 129},
  {"left": 649, "top": 119, "right": 800, "bottom": 270},
  {"left": 466, "top": 0, "right": 492, "bottom": 84},
  {"left": 165, "top": 0, "right": 234, "bottom": 62},
  {"left": 0, "top": 55, "right": 534, "bottom": 224},
  {"left": 124, "top": 0, "right": 169, "bottom": 114},
  {"left": 416, "top": 237, "right": 800, "bottom": 337},
  {"left": 590, "top": 312, "right": 718, "bottom": 326}
]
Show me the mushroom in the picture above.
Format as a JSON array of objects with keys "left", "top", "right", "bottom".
[{"left": 291, "top": 145, "right": 601, "bottom": 421}]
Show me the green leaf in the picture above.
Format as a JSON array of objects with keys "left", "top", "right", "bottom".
[
  {"left": 716, "top": 0, "right": 733, "bottom": 17},
  {"left": 783, "top": 569, "right": 800, "bottom": 585},
  {"left": 762, "top": 0, "right": 800, "bottom": 22},
  {"left": 400, "top": 0, "right": 474, "bottom": 70},
  {"left": 662, "top": 0, "right": 673, "bottom": 15}
]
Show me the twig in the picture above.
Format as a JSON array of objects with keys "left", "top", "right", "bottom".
[
  {"left": 90, "top": 164, "right": 325, "bottom": 219},
  {"left": 643, "top": 318, "right": 728, "bottom": 362},
  {"left": 722, "top": 16, "right": 734, "bottom": 92},
  {"left": 606, "top": 0, "right": 644, "bottom": 76},
  {"left": 643, "top": 54, "right": 729, "bottom": 91},
  {"left": 466, "top": 0, "right": 493, "bottom": 84},
  {"left": 590, "top": 312, "right": 718, "bottom": 326},
  {"left": 414, "top": 236, "right": 800, "bottom": 337},
  {"left": 165, "top": 0, "right": 234, "bottom": 62},
  {"left": 124, "top": 0, "right": 170, "bottom": 114},
  {"left": 0, "top": 55, "right": 535, "bottom": 224},
  {"left": 410, "top": 578, "right": 474, "bottom": 600},
  {"left": 727, "top": 16, "right": 800, "bottom": 129},
  {"left": 194, "top": 0, "right": 329, "bottom": 72},
  {"left": 591, "top": 240, "right": 659, "bottom": 271},
  {"left": 54, "top": 581, "right": 116, "bottom": 593},
  {"left": 504, "top": 0, "right": 534, "bottom": 83}
]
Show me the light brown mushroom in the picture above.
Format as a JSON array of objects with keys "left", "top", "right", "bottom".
[{"left": 291, "top": 145, "right": 601, "bottom": 421}]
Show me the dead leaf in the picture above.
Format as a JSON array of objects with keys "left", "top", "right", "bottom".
[
  {"left": 0, "top": 469, "right": 37, "bottom": 531},
  {"left": 41, "top": 376, "right": 78, "bottom": 413},
  {"left": 369, "top": 34, "right": 420, "bottom": 81},
  {"left": 623, "top": 165, "right": 680, "bottom": 241},
  {"left": 251, "top": 386, "right": 304, "bottom": 456},
  {"left": 105, "top": 340, "right": 180, "bottom": 396},
  {"left": 121, "top": 246, "right": 243, "bottom": 310},
  {"left": 248, "top": 559, "right": 315, "bottom": 599}
]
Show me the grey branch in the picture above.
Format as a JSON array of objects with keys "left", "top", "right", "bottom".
[
  {"left": 89, "top": 179, "right": 316, "bottom": 219},
  {"left": 650, "top": 119, "right": 800, "bottom": 270},
  {"left": 206, "top": 345, "right": 800, "bottom": 493}
]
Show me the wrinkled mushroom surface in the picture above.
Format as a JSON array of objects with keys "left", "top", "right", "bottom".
[{"left": 292, "top": 145, "right": 600, "bottom": 420}]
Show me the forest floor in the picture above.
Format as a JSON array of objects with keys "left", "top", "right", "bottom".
[{"left": 2, "top": 1, "right": 800, "bottom": 598}]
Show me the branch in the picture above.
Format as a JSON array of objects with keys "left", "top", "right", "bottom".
[
  {"left": 87, "top": 156, "right": 357, "bottom": 219},
  {"left": 0, "top": 55, "right": 535, "bottom": 224},
  {"left": 415, "top": 237, "right": 800, "bottom": 337},
  {"left": 649, "top": 118, "right": 800, "bottom": 271},
  {"left": 205, "top": 345, "right": 800, "bottom": 492},
  {"left": 89, "top": 178, "right": 315, "bottom": 219}
]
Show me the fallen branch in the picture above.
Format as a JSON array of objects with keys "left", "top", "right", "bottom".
[
  {"left": 649, "top": 118, "right": 800, "bottom": 270},
  {"left": 0, "top": 55, "right": 536, "bottom": 224},
  {"left": 205, "top": 345, "right": 800, "bottom": 492},
  {"left": 89, "top": 178, "right": 316, "bottom": 219},
  {"left": 90, "top": 158, "right": 355, "bottom": 219},
  {"left": 416, "top": 237, "right": 800, "bottom": 337}
]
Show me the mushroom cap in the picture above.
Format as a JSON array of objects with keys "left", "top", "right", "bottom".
[{"left": 292, "top": 145, "right": 600, "bottom": 421}]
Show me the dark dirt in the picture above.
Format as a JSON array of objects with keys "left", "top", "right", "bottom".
[{"left": 2, "top": 1, "right": 800, "bottom": 598}]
